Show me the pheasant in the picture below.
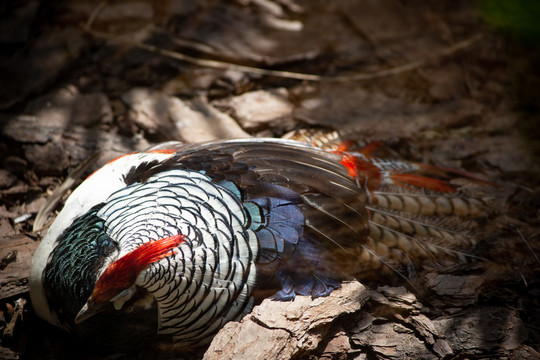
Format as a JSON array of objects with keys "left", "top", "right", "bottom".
[{"left": 29, "top": 137, "right": 490, "bottom": 352}]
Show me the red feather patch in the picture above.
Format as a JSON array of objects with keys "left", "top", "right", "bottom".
[{"left": 90, "top": 234, "right": 185, "bottom": 304}]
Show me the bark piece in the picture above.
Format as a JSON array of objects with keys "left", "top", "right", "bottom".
[
  {"left": 511, "top": 345, "right": 540, "bottom": 360},
  {"left": 204, "top": 281, "right": 369, "bottom": 360},
  {"left": 123, "top": 88, "right": 250, "bottom": 142},
  {"left": 0, "top": 346, "right": 19, "bottom": 360},
  {"left": 0, "top": 234, "right": 39, "bottom": 300},
  {"left": 431, "top": 135, "right": 539, "bottom": 174},
  {"left": 295, "top": 84, "right": 485, "bottom": 141},
  {"left": 2, "top": 114, "right": 63, "bottom": 144},
  {"left": 171, "top": 1, "right": 364, "bottom": 65},
  {"left": 0, "top": 170, "right": 17, "bottom": 190},
  {"left": 216, "top": 88, "right": 294, "bottom": 130},
  {"left": 0, "top": 28, "right": 87, "bottom": 109},
  {"left": 24, "top": 142, "right": 70, "bottom": 176},
  {"left": 122, "top": 88, "right": 181, "bottom": 140},
  {"left": 2, "top": 298, "right": 25, "bottom": 340},
  {"left": 0, "top": 0, "right": 40, "bottom": 45},
  {"left": 0, "top": 217, "right": 15, "bottom": 238},
  {"left": 351, "top": 322, "right": 435, "bottom": 360},
  {"left": 370, "top": 286, "right": 422, "bottom": 311},
  {"left": 407, "top": 314, "right": 453, "bottom": 358},
  {"left": 2, "top": 87, "right": 115, "bottom": 176},
  {"left": 433, "top": 306, "right": 526, "bottom": 356},
  {"left": 424, "top": 273, "right": 484, "bottom": 306},
  {"left": 319, "top": 331, "right": 353, "bottom": 359},
  {"left": 350, "top": 287, "right": 448, "bottom": 358},
  {"left": 60, "top": 125, "right": 151, "bottom": 170}
]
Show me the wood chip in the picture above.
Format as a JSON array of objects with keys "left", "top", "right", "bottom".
[{"left": 204, "top": 281, "right": 369, "bottom": 360}]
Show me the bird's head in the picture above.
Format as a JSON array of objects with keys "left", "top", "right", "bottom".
[{"left": 74, "top": 234, "right": 185, "bottom": 324}]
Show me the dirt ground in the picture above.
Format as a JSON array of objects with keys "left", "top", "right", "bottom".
[{"left": 1, "top": 1, "right": 539, "bottom": 359}]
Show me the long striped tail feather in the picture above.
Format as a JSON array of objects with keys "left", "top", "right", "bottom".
[
  {"left": 289, "top": 130, "right": 496, "bottom": 289},
  {"left": 367, "top": 189, "right": 490, "bottom": 266},
  {"left": 373, "top": 190, "right": 488, "bottom": 218}
]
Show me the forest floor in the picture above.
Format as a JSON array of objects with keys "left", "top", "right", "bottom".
[{"left": 1, "top": 1, "right": 539, "bottom": 359}]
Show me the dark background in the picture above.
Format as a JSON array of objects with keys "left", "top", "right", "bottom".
[{"left": 1, "top": 1, "right": 539, "bottom": 359}]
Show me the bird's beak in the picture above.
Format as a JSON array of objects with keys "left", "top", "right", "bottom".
[{"left": 74, "top": 300, "right": 102, "bottom": 324}]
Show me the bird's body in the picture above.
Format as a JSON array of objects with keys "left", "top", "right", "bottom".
[{"left": 30, "top": 138, "right": 488, "bottom": 351}]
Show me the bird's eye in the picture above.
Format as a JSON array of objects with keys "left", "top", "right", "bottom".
[{"left": 110, "top": 287, "right": 135, "bottom": 310}]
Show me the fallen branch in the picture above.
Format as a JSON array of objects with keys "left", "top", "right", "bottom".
[{"left": 81, "top": 2, "right": 483, "bottom": 82}]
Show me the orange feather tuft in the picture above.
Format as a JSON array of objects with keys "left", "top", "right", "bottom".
[
  {"left": 389, "top": 173, "right": 456, "bottom": 193},
  {"left": 357, "top": 141, "right": 383, "bottom": 157},
  {"left": 146, "top": 149, "right": 177, "bottom": 155},
  {"left": 336, "top": 152, "right": 382, "bottom": 191},
  {"left": 336, "top": 140, "right": 356, "bottom": 152},
  {"left": 416, "top": 163, "right": 498, "bottom": 187},
  {"left": 90, "top": 234, "right": 185, "bottom": 304},
  {"left": 336, "top": 140, "right": 383, "bottom": 156},
  {"left": 338, "top": 152, "right": 360, "bottom": 178}
]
